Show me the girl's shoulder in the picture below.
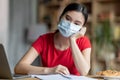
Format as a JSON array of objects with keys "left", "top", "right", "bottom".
[
  {"left": 77, "top": 36, "right": 90, "bottom": 41},
  {"left": 39, "top": 32, "right": 54, "bottom": 39}
]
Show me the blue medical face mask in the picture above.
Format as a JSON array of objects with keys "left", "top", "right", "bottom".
[{"left": 58, "top": 19, "right": 82, "bottom": 37}]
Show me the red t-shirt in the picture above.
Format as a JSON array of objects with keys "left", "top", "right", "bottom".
[{"left": 32, "top": 32, "right": 91, "bottom": 75}]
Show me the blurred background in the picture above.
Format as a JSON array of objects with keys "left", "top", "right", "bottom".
[{"left": 0, "top": 0, "right": 120, "bottom": 75}]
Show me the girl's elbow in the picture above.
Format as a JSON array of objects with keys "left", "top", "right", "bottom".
[
  {"left": 14, "top": 64, "right": 21, "bottom": 74},
  {"left": 14, "top": 65, "right": 19, "bottom": 74},
  {"left": 80, "top": 67, "right": 91, "bottom": 76},
  {"left": 14, "top": 63, "right": 25, "bottom": 74}
]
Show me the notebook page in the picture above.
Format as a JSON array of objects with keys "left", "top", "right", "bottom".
[{"left": 30, "top": 74, "right": 97, "bottom": 80}]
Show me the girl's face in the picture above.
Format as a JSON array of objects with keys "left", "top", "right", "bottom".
[{"left": 62, "top": 11, "right": 85, "bottom": 26}]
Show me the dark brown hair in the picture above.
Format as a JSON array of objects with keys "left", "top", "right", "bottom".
[{"left": 59, "top": 3, "right": 88, "bottom": 25}]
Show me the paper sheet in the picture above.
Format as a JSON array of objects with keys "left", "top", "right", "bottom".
[{"left": 30, "top": 74, "right": 97, "bottom": 80}]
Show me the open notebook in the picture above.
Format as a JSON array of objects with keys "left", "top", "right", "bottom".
[{"left": 30, "top": 74, "right": 97, "bottom": 80}]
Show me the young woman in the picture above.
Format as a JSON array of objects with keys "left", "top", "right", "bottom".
[{"left": 14, "top": 3, "right": 91, "bottom": 76}]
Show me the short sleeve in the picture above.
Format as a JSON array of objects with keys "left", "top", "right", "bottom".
[
  {"left": 32, "top": 36, "right": 43, "bottom": 54},
  {"left": 77, "top": 36, "right": 91, "bottom": 51}
]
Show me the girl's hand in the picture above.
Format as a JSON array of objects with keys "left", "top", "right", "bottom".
[
  {"left": 49, "top": 65, "right": 70, "bottom": 75},
  {"left": 70, "top": 27, "right": 86, "bottom": 40}
]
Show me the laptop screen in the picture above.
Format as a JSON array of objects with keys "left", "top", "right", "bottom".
[{"left": 0, "top": 44, "right": 13, "bottom": 79}]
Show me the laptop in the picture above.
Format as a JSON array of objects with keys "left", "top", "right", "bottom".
[{"left": 0, "top": 44, "right": 30, "bottom": 79}]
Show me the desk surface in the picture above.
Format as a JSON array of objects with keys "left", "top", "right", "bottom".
[
  {"left": 16, "top": 78, "right": 103, "bottom": 80},
  {"left": 0, "top": 75, "right": 104, "bottom": 80},
  {"left": 16, "top": 75, "right": 104, "bottom": 80},
  {"left": 0, "top": 78, "right": 39, "bottom": 80},
  {"left": 16, "top": 78, "right": 39, "bottom": 80}
]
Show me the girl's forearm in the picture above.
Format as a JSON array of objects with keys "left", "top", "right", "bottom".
[
  {"left": 14, "top": 63, "right": 53, "bottom": 75},
  {"left": 70, "top": 38, "right": 90, "bottom": 75}
]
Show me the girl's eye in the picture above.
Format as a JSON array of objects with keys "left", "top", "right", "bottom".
[
  {"left": 66, "top": 17, "right": 70, "bottom": 21},
  {"left": 65, "top": 15, "right": 71, "bottom": 21},
  {"left": 75, "top": 23, "right": 80, "bottom": 26}
]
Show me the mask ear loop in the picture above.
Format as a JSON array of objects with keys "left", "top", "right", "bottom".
[
  {"left": 79, "top": 25, "right": 83, "bottom": 31},
  {"left": 79, "top": 28, "right": 82, "bottom": 31},
  {"left": 79, "top": 26, "right": 86, "bottom": 31}
]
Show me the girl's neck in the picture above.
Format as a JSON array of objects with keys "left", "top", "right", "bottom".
[{"left": 54, "top": 32, "right": 70, "bottom": 51}]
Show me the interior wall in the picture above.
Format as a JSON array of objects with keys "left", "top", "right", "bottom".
[
  {"left": 0, "top": 0, "right": 9, "bottom": 54},
  {"left": 8, "top": 0, "right": 37, "bottom": 73}
]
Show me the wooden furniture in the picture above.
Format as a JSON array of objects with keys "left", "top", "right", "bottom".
[
  {"left": 16, "top": 78, "right": 39, "bottom": 80},
  {"left": 0, "top": 78, "right": 39, "bottom": 80}
]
